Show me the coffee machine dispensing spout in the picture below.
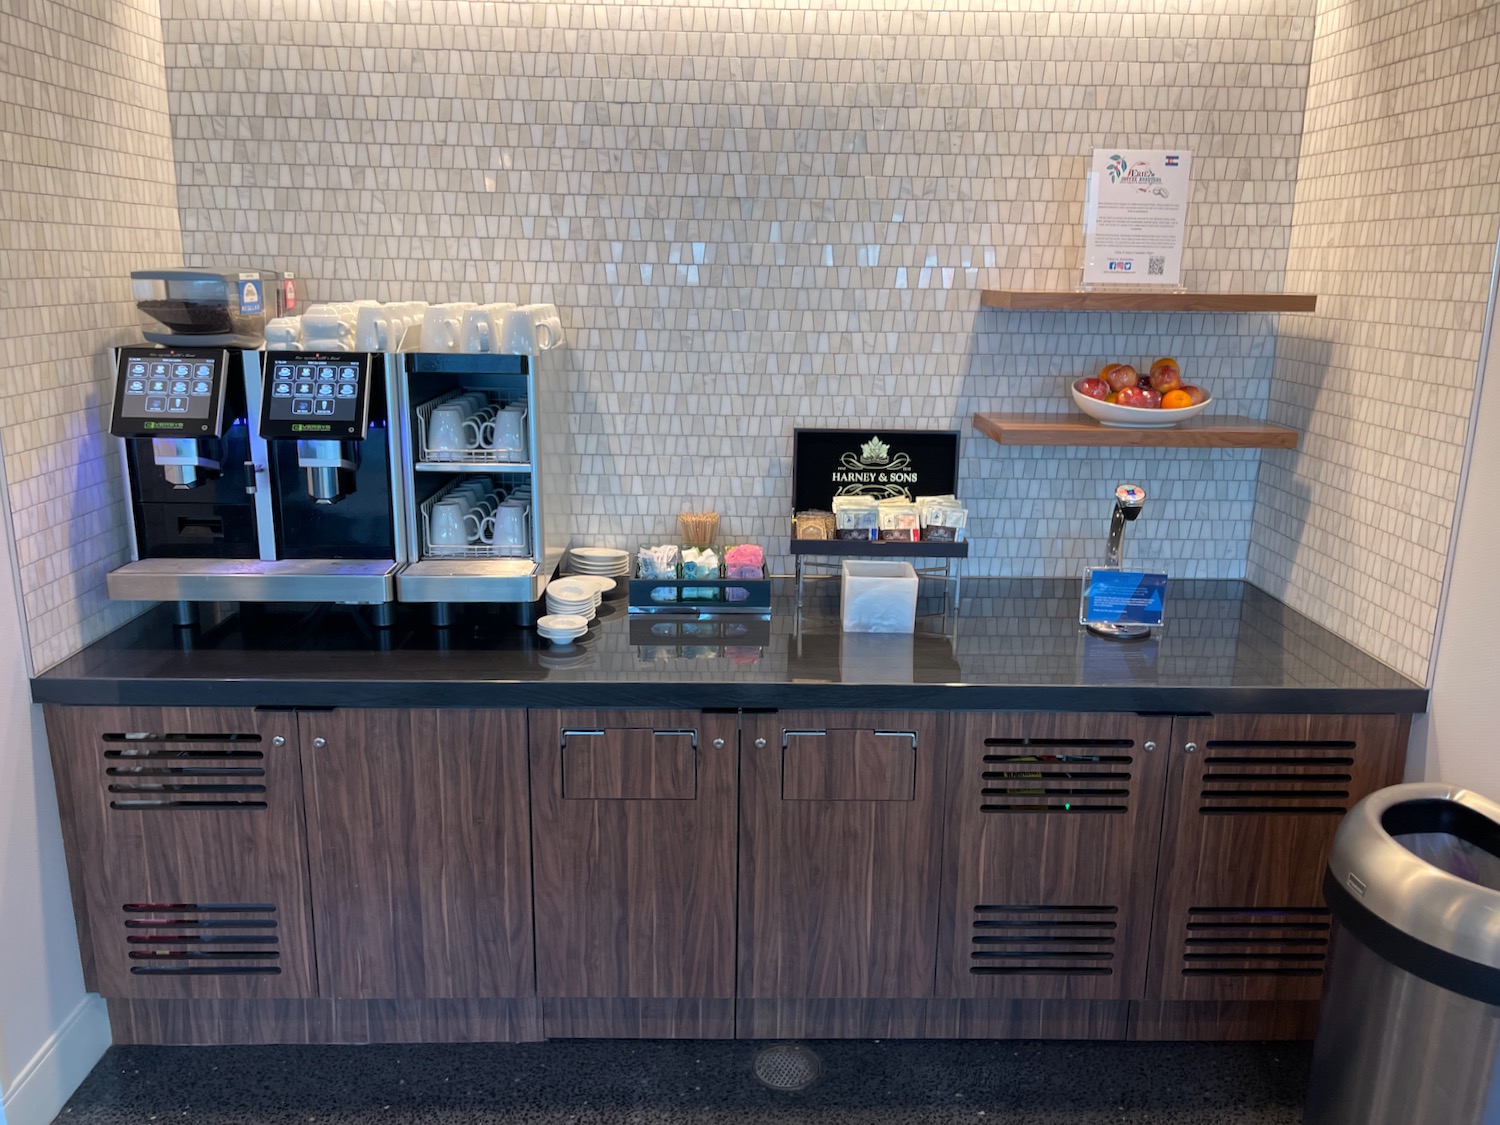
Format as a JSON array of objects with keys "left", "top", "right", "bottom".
[
  {"left": 296, "top": 439, "right": 359, "bottom": 504},
  {"left": 150, "top": 437, "right": 220, "bottom": 490}
]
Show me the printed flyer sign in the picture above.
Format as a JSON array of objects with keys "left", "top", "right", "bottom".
[
  {"left": 1080, "top": 568, "right": 1168, "bottom": 629},
  {"left": 1082, "top": 148, "right": 1192, "bottom": 286}
]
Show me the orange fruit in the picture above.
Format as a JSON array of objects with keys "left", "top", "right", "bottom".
[{"left": 1160, "top": 389, "right": 1193, "bottom": 410}]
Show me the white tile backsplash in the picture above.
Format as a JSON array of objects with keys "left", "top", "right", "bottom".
[
  {"left": 0, "top": 0, "right": 183, "bottom": 671},
  {"left": 1247, "top": 0, "right": 1500, "bottom": 684},
  {"left": 159, "top": 0, "right": 1316, "bottom": 585}
]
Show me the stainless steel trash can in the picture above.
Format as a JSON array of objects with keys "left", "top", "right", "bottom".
[{"left": 1305, "top": 782, "right": 1500, "bottom": 1125}]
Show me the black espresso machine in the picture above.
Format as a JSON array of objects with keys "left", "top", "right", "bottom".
[{"left": 106, "top": 269, "right": 408, "bottom": 625}]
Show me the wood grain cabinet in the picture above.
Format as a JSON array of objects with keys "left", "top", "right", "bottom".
[
  {"left": 1135, "top": 713, "right": 1409, "bottom": 1039},
  {"left": 932, "top": 712, "right": 1171, "bottom": 1038},
  {"left": 42, "top": 705, "right": 316, "bottom": 1000},
  {"left": 297, "top": 709, "right": 534, "bottom": 1002},
  {"left": 527, "top": 709, "right": 738, "bottom": 1037},
  {"left": 736, "top": 711, "right": 947, "bottom": 1037}
]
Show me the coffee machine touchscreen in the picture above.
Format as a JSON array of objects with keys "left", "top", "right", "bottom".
[
  {"left": 111, "top": 347, "right": 229, "bottom": 437},
  {"left": 261, "top": 353, "right": 372, "bottom": 439}
]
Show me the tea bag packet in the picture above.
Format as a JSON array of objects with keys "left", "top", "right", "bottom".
[
  {"left": 681, "top": 546, "right": 721, "bottom": 600},
  {"left": 915, "top": 495, "right": 957, "bottom": 528},
  {"left": 793, "top": 510, "right": 835, "bottom": 539},
  {"left": 877, "top": 499, "right": 921, "bottom": 542},
  {"left": 923, "top": 505, "right": 970, "bottom": 542},
  {"left": 833, "top": 495, "right": 879, "bottom": 540}
]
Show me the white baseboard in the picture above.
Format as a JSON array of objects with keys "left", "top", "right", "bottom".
[{"left": 1, "top": 995, "right": 111, "bottom": 1125}]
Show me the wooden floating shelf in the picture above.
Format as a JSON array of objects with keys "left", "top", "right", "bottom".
[
  {"left": 979, "top": 290, "right": 1318, "bottom": 313},
  {"left": 972, "top": 412, "right": 1299, "bottom": 450}
]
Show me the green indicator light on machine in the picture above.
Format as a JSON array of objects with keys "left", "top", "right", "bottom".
[{"left": 1065, "top": 803, "right": 1072, "bottom": 810}]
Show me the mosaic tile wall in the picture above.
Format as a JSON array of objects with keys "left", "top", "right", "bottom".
[
  {"left": 161, "top": 0, "right": 1316, "bottom": 582},
  {"left": 0, "top": 0, "right": 184, "bottom": 671},
  {"left": 1246, "top": 0, "right": 1500, "bottom": 683}
]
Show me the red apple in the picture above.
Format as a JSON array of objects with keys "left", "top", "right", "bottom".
[
  {"left": 1181, "top": 385, "right": 1208, "bottom": 405},
  {"left": 1149, "top": 358, "right": 1183, "bottom": 392},
  {"left": 1076, "top": 377, "right": 1111, "bottom": 401},
  {"left": 1115, "top": 385, "right": 1155, "bottom": 409},
  {"left": 1104, "top": 364, "right": 1140, "bottom": 392},
  {"left": 1137, "top": 387, "right": 1162, "bottom": 408}
]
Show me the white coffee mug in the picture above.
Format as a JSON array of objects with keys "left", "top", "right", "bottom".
[
  {"left": 501, "top": 308, "right": 555, "bottom": 354},
  {"left": 355, "top": 306, "right": 393, "bottom": 352},
  {"left": 460, "top": 303, "right": 517, "bottom": 353},
  {"left": 427, "top": 403, "right": 468, "bottom": 453},
  {"left": 429, "top": 499, "right": 468, "bottom": 548},
  {"left": 301, "top": 304, "right": 356, "bottom": 340},
  {"left": 420, "top": 304, "right": 473, "bottom": 353},
  {"left": 487, "top": 503, "right": 527, "bottom": 553},
  {"left": 485, "top": 409, "right": 526, "bottom": 460}
]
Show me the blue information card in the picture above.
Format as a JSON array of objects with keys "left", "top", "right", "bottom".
[{"left": 1081, "top": 568, "right": 1167, "bottom": 628}]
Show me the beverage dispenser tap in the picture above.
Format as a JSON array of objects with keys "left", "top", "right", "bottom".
[
  {"left": 1086, "top": 483, "right": 1151, "bottom": 640},
  {"left": 296, "top": 439, "right": 359, "bottom": 504},
  {"left": 1104, "top": 483, "right": 1146, "bottom": 568},
  {"left": 150, "top": 437, "right": 220, "bottom": 489}
]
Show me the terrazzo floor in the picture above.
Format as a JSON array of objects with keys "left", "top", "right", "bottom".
[{"left": 55, "top": 1040, "right": 1314, "bottom": 1124}]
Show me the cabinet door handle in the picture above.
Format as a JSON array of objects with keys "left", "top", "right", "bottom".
[
  {"left": 1143, "top": 740, "right": 1156, "bottom": 753},
  {"left": 1184, "top": 741, "right": 1197, "bottom": 754},
  {"left": 754, "top": 737, "right": 767, "bottom": 750},
  {"left": 712, "top": 738, "right": 725, "bottom": 750},
  {"left": 272, "top": 735, "right": 286, "bottom": 748},
  {"left": 312, "top": 737, "right": 327, "bottom": 749}
]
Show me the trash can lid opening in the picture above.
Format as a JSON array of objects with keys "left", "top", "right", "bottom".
[{"left": 1383, "top": 799, "right": 1500, "bottom": 892}]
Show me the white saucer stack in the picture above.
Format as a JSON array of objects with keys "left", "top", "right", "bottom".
[
  {"left": 545, "top": 577, "right": 601, "bottom": 620},
  {"left": 565, "top": 547, "right": 630, "bottom": 586},
  {"left": 536, "top": 613, "right": 589, "bottom": 644}
]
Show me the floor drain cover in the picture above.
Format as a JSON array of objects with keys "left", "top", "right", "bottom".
[{"left": 753, "top": 1043, "right": 822, "bottom": 1091}]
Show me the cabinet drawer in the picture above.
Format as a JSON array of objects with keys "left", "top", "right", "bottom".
[
  {"left": 562, "top": 727, "right": 697, "bottom": 800},
  {"left": 781, "top": 728, "right": 917, "bottom": 802}
]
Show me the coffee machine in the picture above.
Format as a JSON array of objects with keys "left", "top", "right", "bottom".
[
  {"left": 107, "top": 270, "right": 407, "bottom": 624},
  {"left": 250, "top": 348, "right": 406, "bottom": 621}
]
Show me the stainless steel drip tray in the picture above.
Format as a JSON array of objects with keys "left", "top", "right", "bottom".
[
  {"left": 108, "top": 558, "right": 397, "bottom": 604},
  {"left": 397, "top": 559, "right": 542, "bottom": 603}
]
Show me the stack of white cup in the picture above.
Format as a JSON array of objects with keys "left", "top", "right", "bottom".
[
  {"left": 425, "top": 392, "right": 528, "bottom": 462},
  {"left": 299, "top": 304, "right": 362, "bottom": 351},
  {"left": 427, "top": 479, "right": 531, "bottom": 556}
]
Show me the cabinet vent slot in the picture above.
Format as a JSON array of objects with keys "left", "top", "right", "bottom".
[
  {"left": 969, "top": 905, "right": 1117, "bottom": 976},
  {"left": 122, "top": 903, "right": 281, "bottom": 976},
  {"left": 980, "top": 751, "right": 1132, "bottom": 814},
  {"left": 1181, "top": 907, "right": 1331, "bottom": 977},
  {"left": 104, "top": 746, "right": 268, "bottom": 810},
  {"left": 1198, "top": 750, "right": 1355, "bottom": 815}
]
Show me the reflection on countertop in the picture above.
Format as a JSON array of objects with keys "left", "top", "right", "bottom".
[{"left": 30, "top": 578, "right": 1426, "bottom": 714}]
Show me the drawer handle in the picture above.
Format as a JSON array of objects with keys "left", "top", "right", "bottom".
[
  {"left": 712, "top": 738, "right": 725, "bottom": 750},
  {"left": 1184, "top": 741, "right": 1198, "bottom": 754},
  {"left": 782, "top": 729, "right": 918, "bottom": 749},
  {"left": 1143, "top": 740, "right": 1156, "bottom": 753},
  {"left": 272, "top": 736, "right": 286, "bottom": 748},
  {"left": 312, "top": 737, "right": 326, "bottom": 750},
  {"left": 754, "top": 737, "right": 767, "bottom": 750},
  {"left": 559, "top": 728, "right": 698, "bottom": 749}
]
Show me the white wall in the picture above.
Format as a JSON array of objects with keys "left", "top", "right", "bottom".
[
  {"left": 0, "top": 444, "right": 109, "bottom": 1125},
  {"left": 1409, "top": 241, "right": 1500, "bottom": 794}
]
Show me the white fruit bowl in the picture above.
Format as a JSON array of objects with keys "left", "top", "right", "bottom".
[{"left": 1071, "top": 383, "right": 1213, "bottom": 428}]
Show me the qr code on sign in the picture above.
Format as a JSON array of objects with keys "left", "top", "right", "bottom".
[{"left": 1148, "top": 256, "right": 1165, "bottom": 276}]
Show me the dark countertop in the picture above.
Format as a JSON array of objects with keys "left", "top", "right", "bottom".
[{"left": 31, "top": 578, "right": 1426, "bottom": 713}]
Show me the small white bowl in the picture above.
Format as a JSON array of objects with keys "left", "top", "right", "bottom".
[{"left": 1071, "top": 383, "right": 1213, "bottom": 428}]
